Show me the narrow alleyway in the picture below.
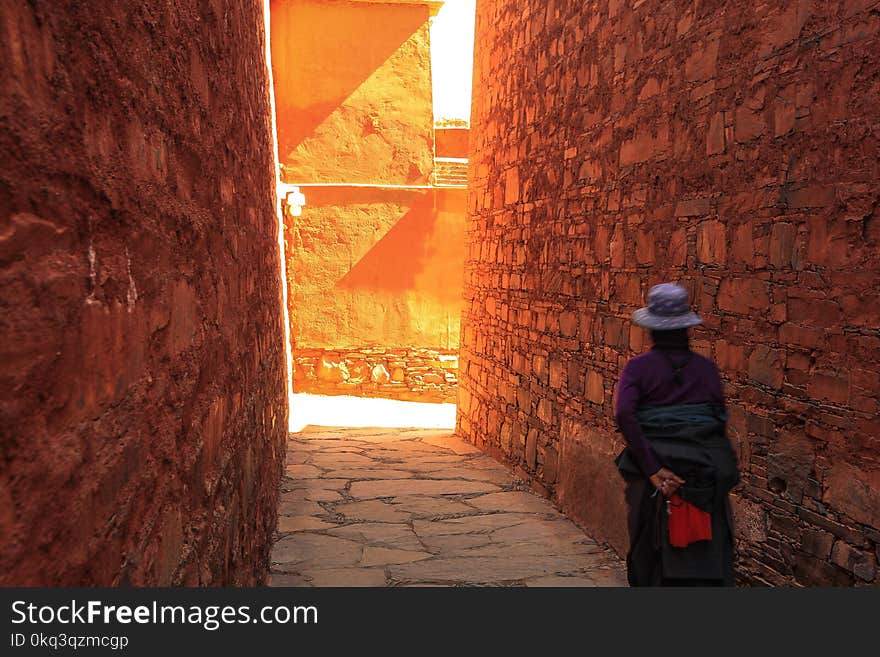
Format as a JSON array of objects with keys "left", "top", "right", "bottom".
[{"left": 269, "top": 427, "right": 626, "bottom": 586}]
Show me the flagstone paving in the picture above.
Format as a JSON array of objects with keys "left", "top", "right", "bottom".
[{"left": 268, "top": 426, "right": 627, "bottom": 587}]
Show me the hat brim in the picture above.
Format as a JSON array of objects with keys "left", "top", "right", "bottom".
[{"left": 632, "top": 308, "right": 703, "bottom": 330}]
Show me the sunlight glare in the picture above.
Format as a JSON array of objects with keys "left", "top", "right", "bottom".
[
  {"left": 431, "top": 0, "right": 476, "bottom": 123},
  {"left": 289, "top": 393, "right": 457, "bottom": 432}
]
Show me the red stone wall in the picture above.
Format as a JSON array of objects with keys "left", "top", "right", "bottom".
[
  {"left": 460, "top": 0, "right": 880, "bottom": 586},
  {"left": 0, "top": 1, "right": 287, "bottom": 585}
]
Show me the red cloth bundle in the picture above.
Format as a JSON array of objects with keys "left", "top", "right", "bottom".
[{"left": 667, "top": 493, "right": 712, "bottom": 547}]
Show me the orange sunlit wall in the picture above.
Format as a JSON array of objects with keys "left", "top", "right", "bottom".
[
  {"left": 435, "top": 127, "right": 469, "bottom": 158},
  {"left": 272, "top": 0, "right": 435, "bottom": 185},
  {"left": 270, "top": 0, "right": 465, "bottom": 400}
]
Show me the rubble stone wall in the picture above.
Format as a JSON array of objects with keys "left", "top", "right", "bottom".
[{"left": 293, "top": 346, "right": 458, "bottom": 403}]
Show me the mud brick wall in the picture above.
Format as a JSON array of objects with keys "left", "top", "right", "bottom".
[
  {"left": 460, "top": 0, "right": 880, "bottom": 586},
  {"left": 294, "top": 347, "right": 458, "bottom": 403},
  {"left": 0, "top": 1, "right": 287, "bottom": 585}
]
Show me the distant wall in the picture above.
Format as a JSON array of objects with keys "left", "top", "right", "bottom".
[
  {"left": 287, "top": 186, "right": 465, "bottom": 349},
  {"left": 287, "top": 186, "right": 465, "bottom": 400},
  {"left": 460, "top": 0, "right": 880, "bottom": 586},
  {"left": 0, "top": 0, "right": 287, "bottom": 585},
  {"left": 271, "top": 0, "right": 466, "bottom": 402},
  {"left": 435, "top": 127, "right": 470, "bottom": 158}
]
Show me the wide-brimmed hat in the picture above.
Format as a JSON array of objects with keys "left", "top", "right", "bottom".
[{"left": 632, "top": 283, "right": 703, "bottom": 330}]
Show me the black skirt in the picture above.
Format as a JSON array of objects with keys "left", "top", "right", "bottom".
[{"left": 624, "top": 478, "right": 735, "bottom": 587}]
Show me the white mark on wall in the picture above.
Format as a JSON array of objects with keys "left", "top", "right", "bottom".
[
  {"left": 85, "top": 240, "right": 100, "bottom": 306},
  {"left": 126, "top": 248, "right": 138, "bottom": 313}
]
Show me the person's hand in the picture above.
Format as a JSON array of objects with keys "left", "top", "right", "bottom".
[{"left": 649, "top": 467, "right": 685, "bottom": 497}]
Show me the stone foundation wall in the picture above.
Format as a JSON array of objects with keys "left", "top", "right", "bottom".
[
  {"left": 294, "top": 347, "right": 458, "bottom": 403},
  {"left": 460, "top": 0, "right": 880, "bottom": 586},
  {"left": 0, "top": 1, "right": 287, "bottom": 585}
]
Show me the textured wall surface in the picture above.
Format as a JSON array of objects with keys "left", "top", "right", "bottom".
[
  {"left": 460, "top": 0, "right": 880, "bottom": 586},
  {"left": 0, "top": 0, "right": 288, "bottom": 585}
]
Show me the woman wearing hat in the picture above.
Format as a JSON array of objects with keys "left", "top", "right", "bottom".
[{"left": 614, "top": 283, "right": 739, "bottom": 586}]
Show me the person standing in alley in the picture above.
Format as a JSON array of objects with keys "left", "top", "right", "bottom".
[{"left": 614, "top": 283, "right": 739, "bottom": 586}]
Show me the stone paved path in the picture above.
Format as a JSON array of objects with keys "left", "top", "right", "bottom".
[{"left": 269, "top": 427, "right": 627, "bottom": 587}]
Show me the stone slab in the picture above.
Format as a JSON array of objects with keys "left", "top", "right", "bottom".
[
  {"left": 360, "top": 547, "right": 433, "bottom": 566},
  {"left": 272, "top": 533, "right": 363, "bottom": 568},
  {"left": 350, "top": 479, "right": 501, "bottom": 499},
  {"left": 304, "top": 568, "right": 387, "bottom": 587},
  {"left": 468, "top": 491, "right": 559, "bottom": 514},
  {"left": 420, "top": 434, "right": 483, "bottom": 454},
  {"left": 277, "top": 516, "right": 336, "bottom": 533}
]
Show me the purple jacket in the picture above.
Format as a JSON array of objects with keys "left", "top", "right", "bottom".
[{"left": 614, "top": 347, "right": 725, "bottom": 477}]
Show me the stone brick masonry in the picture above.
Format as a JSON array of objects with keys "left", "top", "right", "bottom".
[
  {"left": 0, "top": 1, "right": 287, "bottom": 584},
  {"left": 459, "top": 0, "right": 880, "bottom": 585},
  {"left": 293, "top": 346, "right": 458, "bottom": 403}
]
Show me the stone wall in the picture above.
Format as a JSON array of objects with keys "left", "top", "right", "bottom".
[
  {"left": 293, "top": 346, "right": 458, "bottom": 403},
  {"left": 0, "top": 1, "right": 287, "bottom": 585},
  {"left": 460, "top": 0, "right": 880, "bottom": 586}
]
